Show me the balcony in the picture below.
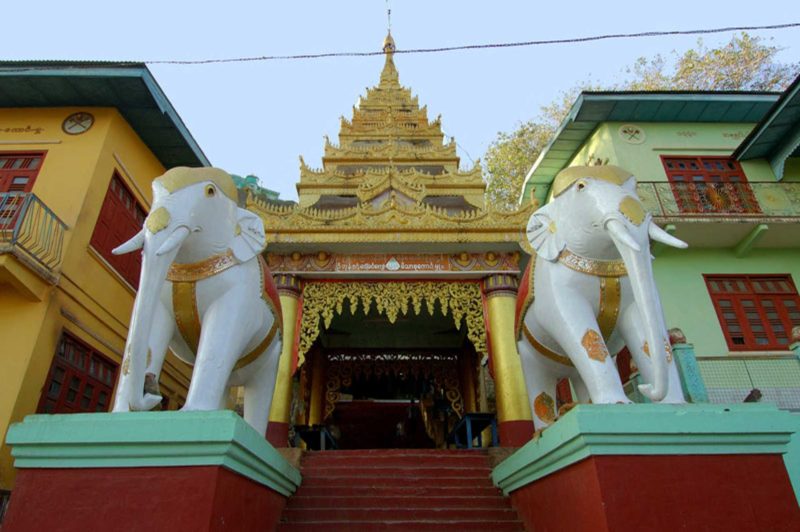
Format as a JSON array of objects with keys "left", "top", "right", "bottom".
[
  {"left": 696, "top": 355, "right": 800, "bottom": 411},
  {"left": 0, "top": 192, "right": 67, "bottom": 298},
  {"left": 637, "top": 181, "right": 800, "bottom": 251}
]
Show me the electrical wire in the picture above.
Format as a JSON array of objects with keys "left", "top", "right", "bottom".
[{"left": 143, "top": 22, "right": 800, "bottom": 65}]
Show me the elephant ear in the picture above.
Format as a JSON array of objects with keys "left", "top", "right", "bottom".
[
  {"left": 231, "top": 208, "right": 267, "bottom": 262},
  {"left": 526, "top": 204, "right": 566, "bottom": 261}
]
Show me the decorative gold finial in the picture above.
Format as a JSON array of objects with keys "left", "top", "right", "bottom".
[{"left": 383, "top": 31, "right": 396, "bottom": 54}]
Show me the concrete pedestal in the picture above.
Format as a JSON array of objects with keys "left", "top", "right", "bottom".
[
  {"left": 3, "top": 411, "right": 301, "bottom": 532},
  {"left": 492, "top": 404, "right": 800, "bottom": 532}
]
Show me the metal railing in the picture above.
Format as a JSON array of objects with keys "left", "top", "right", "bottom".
[
  {"left": 0, "top": 192, "right": 67, "bottom": 273},
  {"left": 637, "top": 181, "right": 800, "bottom": 219},
  {"left": 696, "top": 354, "right": 800, "bottom": 410}
]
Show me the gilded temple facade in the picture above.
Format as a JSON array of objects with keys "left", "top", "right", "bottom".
[{"left": 254, "top": 33, "right": 536, "bottom": 448}]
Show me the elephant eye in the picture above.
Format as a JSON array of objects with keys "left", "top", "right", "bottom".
[
  {"left": 205, "top": 184, "right": 216, "bottom": 197},
  {"left": 577, "top": 180, "right": 586, "bottom": 191}
]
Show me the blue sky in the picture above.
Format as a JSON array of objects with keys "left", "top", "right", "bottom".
[{"left": 4, "top": 1, "right": 800, "bottom": 200}]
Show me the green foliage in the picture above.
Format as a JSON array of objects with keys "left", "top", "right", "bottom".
[{"left": 484, "top": 33, "right": 800, "bottom": 209}]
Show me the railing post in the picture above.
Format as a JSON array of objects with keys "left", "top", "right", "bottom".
[{"left": 669, "top": 328, "right": 709, "bottom": 403}]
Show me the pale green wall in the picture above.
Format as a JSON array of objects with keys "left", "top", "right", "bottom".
[
  {"left": 653, "top": 248, "right": 800, "bottom": 356},
  {"left": 567, "top": 122, "right": 757, "bottom": 183}
]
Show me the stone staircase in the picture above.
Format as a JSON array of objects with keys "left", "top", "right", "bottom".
[{"left": 277, "top": 449, "right": 524, "bottom": 531}]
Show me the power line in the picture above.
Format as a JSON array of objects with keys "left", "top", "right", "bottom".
[{"left": 144, "top": 22, "right": 800, "bottom": 65}]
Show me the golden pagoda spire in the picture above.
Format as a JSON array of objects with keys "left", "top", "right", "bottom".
[{"left": 380, "top": 31, "right": 399, "bottom": 87}]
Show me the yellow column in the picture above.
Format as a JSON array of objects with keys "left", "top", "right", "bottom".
[
  {"left": 459, "top": 350, "right": 478, "bottom": 413},
  {"left": 483, "top": 274, "right": 533, "bottom": 446},
  {"left": 267, "top": 274, "right": 302, "bottom": 446}
]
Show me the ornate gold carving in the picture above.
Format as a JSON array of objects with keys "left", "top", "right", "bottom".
[
  {"left": 642, "top": 341, "right": 651, "bottom": 357},
  {"left": 533, "top": 392, "right": 556, "bottom": 424},
  {"left": 521, "top": 325, "right": 574, "bottom": 367},
  {"left": 167, "top": 250, "right": 237, "bottom": 282},
  {"left": 322, "top": 351, "right": 464, "bottom": 422},
  {"left": 619, "top": 196, "right": 646, "bottom": 226},
  {"left": 581, "top": 329, "right": 609, "bottom": 362},
  {"left": 250, "top": 194, "right": 534, "bottom": 244},
  {"left": 145, "top": 207, "right": 170, "bottom": 234},
  {"left": 156, "top": 167, "right": 238, "bottom": 201},
  {"left": 297, "top": 282, "right": 488, "bottom": 368},
  {"left": 558, "top": 249, "right": 627, "bottom": 277},
  {"left": 597, "top": 277, "right": 621, "bottom": 341},
  {"left": 121, "top": 354, "right": 131, "bottom": 376}
]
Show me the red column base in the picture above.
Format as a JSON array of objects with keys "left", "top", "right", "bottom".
[
  {"left": 498, "top": 420, "right": 534, "bottom": 447},
  {"left": 3, "top": 465, "right": 288, "bottom": 532},
  {"left": 510, "top": 454, "right": 800, "bottom": 532},
  {"left": 266, "top": 421, "right": 290, "bottom": 447}
]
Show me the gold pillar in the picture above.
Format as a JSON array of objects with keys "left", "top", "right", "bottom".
[
  {"left": 268, "top": 275, "right": 302, "bottom": 431},
  {"left": 307, "top": 348, "right": 326, "bottom": 426},
  {"left": 483, "top": 274, "right": 533, "bottom": 445},
  {"left": 459, "top": 349, "right": 478, "bottom": 413}
]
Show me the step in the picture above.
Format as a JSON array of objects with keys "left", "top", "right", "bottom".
[
  {"left": 293, "top": 485, "right": 504, "bottom": 498},
  {"left": 286, "top": 495, "right": 512, "bottom": 510},
  {"left": 300, "top": 466, "right": 491, "bottom": 479},
  {"left": 277, "top": 520, "right": 525, "bottom": 532},
  {"left": 299, "top": 475, "right": 496, "bottom": 489},
  {"left": 302, "top": 453, "right": 490, "bottom": 468},
  {"left": 281, "top": 507, "right": 520, "bottom": 523}
]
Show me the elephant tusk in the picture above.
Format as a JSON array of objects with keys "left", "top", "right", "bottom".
[
  {"left": 112, "top": 229, "right": 145, "bottom": 255},
  {"left": 156, "top": 226, "right": 191, "bottom": 256},
  {"left": 605, "top": 218, "right": 641, "bottom": 252},
  {"left": 649, "top": 223, "right": 688, "bottom": 249}
]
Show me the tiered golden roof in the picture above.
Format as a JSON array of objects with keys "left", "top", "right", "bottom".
[{"left": 248, "top": 32, "right": 532, "bottom": 246}]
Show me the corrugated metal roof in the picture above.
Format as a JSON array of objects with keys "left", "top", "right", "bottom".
[
  {"left": 0, "top": 62, "right": 210, "bottom": 169},
  {"left": 521, "top": 91, "right": 780, "bottom": 200}
]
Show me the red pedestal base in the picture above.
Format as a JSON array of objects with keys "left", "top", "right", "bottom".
[
  {"left": 510, "top": 454, "right": 800, "bottom": 532},
  {"left": 3, "top": 465, "right": 288, "bottom": 532},
  {"left": 498, "top": 420, "right": 534, "bottom": 447},
  {"left": 266, "top": 421, "right": 290, "bottom": 447}
]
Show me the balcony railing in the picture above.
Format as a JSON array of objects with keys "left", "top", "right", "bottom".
[
  {"left": 696, "top": 355, "right": 800, "bottom": 410},
  {"left": 0, "top": 192, "right": 67, "bottom": 274},
  {"left": 637, "top": 181, "right": 800, "bottom": 219}
]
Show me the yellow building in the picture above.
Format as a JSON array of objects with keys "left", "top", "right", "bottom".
[{"left": 0, "top": 62, "right": 209, "bottom": 501}]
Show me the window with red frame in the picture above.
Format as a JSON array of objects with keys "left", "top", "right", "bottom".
[
  {"left": 37, "top": 333, "right": 118, "bottom": 414},
  {"left": 0, "top": 152, "right": 46, "bottom": 229},
  {"left": 661, "top": 156, "right": 760, "bottom": 214},
  {"left": 90, "top": 173, "right": 146, "bottom": 288},
  {"left": 705, "top": 275, "right": 800, "bottom": 351}
]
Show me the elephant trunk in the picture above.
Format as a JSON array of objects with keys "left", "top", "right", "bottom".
[
  {"left": 607, "top": 218, "right": 669, "bottom": 402},
  {"left": 111, "top": 225, "right": 188, "bottom": 412}
]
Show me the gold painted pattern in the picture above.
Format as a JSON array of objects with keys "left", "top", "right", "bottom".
[
  {"left": 642, "top": 341, "right": 651, "bottom": 357},
  {"left": 297, "top": 281, "right": 488, "bottom": 368},
  {"left": 597, "top": 277, "right": 621, "bottom": 341},
  {"left": 551, "top": 165, "right": 633, "bottom": 198},
  {"left": 582, "top": 329, "right": 609, "bottom": 362},
  {"left": 172, "top": 281, "right": 202, "bottom": 354},
  {"left": 156, "top": 167, "right": 238, "bottom": 201},
  {"left": 145, "top": 207, "right": 170, "bottom": 234},
  {"left": 521, "top": 325, "right": 574, "bottom": 367},
  {"left": 167, "top": 250, "right": 238, "bottom": 282},
  {"left": 619, "top": 196, "right": 646, "bottom": 226},
  {"left": 533, "top": 392, "right": 556, "bottom": 424},
  {"left": 558, "top": 249, "right": 627, "bottom": 277}
]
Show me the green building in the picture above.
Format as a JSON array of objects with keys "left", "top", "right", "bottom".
[{"left": 521, "top": 77, "right": 800, "bottom": 409}]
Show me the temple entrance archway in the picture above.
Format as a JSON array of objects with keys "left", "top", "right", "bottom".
[{"left": 294, "top": 284, "right": 488, "bottom": 449}]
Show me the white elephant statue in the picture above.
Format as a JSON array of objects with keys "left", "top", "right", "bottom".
[
  {"left": 111, "top": 167, "right": 282, "bottom": 435},
  {"left": 516, "top": 165, "right": 687, "bottom": 429}
]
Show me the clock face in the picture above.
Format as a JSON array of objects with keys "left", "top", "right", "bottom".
[{"left": 62, "top": 112, "right": 94, "bottom": 135}]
